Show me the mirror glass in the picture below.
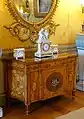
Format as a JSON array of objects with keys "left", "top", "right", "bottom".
[{"left": 14, "top": 0, "right": 52, "bottom": 23}]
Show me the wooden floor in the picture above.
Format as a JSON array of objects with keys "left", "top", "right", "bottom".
[{"left": 2, "top": 91, "right": 84, "bottom": 119}]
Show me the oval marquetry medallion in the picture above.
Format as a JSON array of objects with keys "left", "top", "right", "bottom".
[{"left": 46, "top": 72, "right": 63, "bottom": 92}]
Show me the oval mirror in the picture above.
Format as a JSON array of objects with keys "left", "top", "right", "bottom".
[
  {"left": 14, "top": 0, "right": 52, "bottom": 23},
  {"left": 5, "top": 0, "right": 59, "bottom": 42}
]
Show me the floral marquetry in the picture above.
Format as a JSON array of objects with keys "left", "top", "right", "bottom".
[{"left": 11, "top": 69, "right": 25, "bottom": 101}]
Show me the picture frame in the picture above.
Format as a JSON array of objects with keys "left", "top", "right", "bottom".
[{"left": 34, "top": 0, "right": 52, "bottom": 18}]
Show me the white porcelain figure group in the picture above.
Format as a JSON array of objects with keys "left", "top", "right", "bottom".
[
  {"left": 38, "top": 28, "right": 49, "bottom": 43},
  {"left": 35, "top": 28, "right": 58, "bottom": 58}
]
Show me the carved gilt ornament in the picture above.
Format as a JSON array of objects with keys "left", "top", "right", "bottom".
[{"left": 4, "top": 0, "right": 60, "bottom": 43}]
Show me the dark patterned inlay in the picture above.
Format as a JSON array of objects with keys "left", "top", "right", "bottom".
[{"left": 46, "top": 72, "right": 63, "bottom": 92}]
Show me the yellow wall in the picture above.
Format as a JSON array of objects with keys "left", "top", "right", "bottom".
[
  {"left": 51, "top": 0, "right": 82, "bottom": 45},
  {"left": 0, "top": 0, "right": 83, "bottom": 48}
]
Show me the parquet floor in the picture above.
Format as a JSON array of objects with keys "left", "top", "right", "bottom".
[{"left": 2, "top": 91, "right": 84, "bottom": 119}]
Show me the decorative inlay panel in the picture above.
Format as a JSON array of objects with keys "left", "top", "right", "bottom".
[
  {"left": 8, "top": 61, "right": 26, "bottom": 101},
  {"left": 30, "top": 64, "right": 39, "bottom": 72},
  {"left": 41, "top": 60, "right": 67, "bottom": 70},
  {"left": 46, "top": 72, "right": 63, "bottom": 92},
  {"left": 11, "top": 69, "right": 25, "bottom": 101}
]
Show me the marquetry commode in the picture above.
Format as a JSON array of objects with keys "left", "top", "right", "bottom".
[{"left": 4, "top": 52, "right": 77, "bottom": 114}]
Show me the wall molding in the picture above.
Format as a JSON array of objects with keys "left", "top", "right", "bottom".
[
  {"left": 58, "top": 44, "right": 77, "bottom": 53},
  {"left": 2, "top": 44, "right": 77, "bottom": 56}
]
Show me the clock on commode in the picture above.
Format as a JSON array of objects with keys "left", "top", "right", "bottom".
[{"left": 35, "top": 28, "right": 52, "bottom": 58}]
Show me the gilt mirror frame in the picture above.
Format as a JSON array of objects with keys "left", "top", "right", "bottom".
[{"left": 4, "top": 0, "right": 59, "bottom": 43}]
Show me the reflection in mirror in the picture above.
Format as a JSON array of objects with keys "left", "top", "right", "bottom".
[
  {"left": 14, "top": 0, "right": 52, "bottom": 22},
  {"left": 34, "top": 0, "right": 52, "bottom": 18},
  {"left": 39, "top": 0, "right": 51, "bottom": 12}
]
